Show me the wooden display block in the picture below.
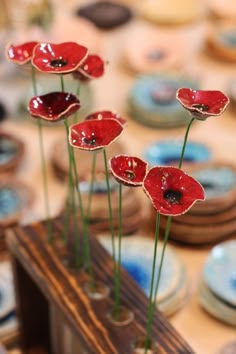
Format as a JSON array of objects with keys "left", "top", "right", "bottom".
[{"left": 6, "top": 218, "right": 194, "bottom": 354}]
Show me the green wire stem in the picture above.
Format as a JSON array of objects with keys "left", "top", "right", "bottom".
[
  {"left": 113, "top": 183, "right": 123, "bottom": 320},
  {"left": 144, "top": 116, "right": 196, "bottom": 352},
  {"left": 31, "top": 66, "right": 52, "bottom": 243},
  {"left": 86, "top": 152, "right": 97, "bottom": 220}
]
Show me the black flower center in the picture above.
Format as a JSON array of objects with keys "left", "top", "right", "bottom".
[
  {"left": 164, "top": 189, "right": 182, "bottom": 204},
  {"left": 192, "top": 103, "right": 209, "bottom": 112},
  {"left": 50, "top": 57, "right": 68, "bottom": 67},
  {"left": 83, "top": 136, "right": 97, "bottom": 146},
  {"left": 124, "top": 170, "right": 135, "bottom": 179}
]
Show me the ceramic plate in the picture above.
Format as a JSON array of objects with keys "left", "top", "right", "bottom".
[
  {"left": 0, "top": 261, "right": 15, "bottom": 319},
  {"left": 128, "top": 74, "right": 199, "bottom": 128},
  {"left": 192, "top": 165, "right": 236, "bottom": 200},
  {"left": 144, "top": 139, "right": 211, "bottom": 166},
  {"left": 203, "top": 240, "right": 236, "bottom": 306},
  {"left": 99, "top": 235, "right": 184, "bottom": 303},
  {"left": 199, "top": 281, "right": 236, "bottom": 326}
]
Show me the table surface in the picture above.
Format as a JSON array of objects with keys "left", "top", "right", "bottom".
[{"left": 1, "top": 2, "right": 236, "bottom": 354}]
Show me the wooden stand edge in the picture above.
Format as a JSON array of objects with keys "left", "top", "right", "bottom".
[{"left": 6, "top": 218, "right": 195, "bottom": 354}]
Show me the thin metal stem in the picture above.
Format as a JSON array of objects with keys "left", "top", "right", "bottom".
[{"left": 31, "top": 65, "right": 52, "bottom": 242}]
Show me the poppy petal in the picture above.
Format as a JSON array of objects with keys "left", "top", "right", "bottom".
[
  {"left": 143, "top": 166, "right": 205, "bottom": 215},
  {"left": 110, "top": 155, "right": 148, "bottom": 186},
  {"left": 28, "top": 92, "right": 80, "bottom": 121},
  {"left": 69, "top": 119, "right": 124, "bottom": 151},
  {"left": 85, "top": 110, "right": 126, "bottom": 126},
  {"left": 32, "top": 42, "right": 88, "bottom": 74},
  {"left": 176, "top": 88, "right": 229, "bottom": 120},
  {"left": 6, "top": 41, "right": 38, "bottom": 64}
]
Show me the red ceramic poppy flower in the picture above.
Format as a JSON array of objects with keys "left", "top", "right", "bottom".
[
  {"left": 85, "top": 110, "right": 126, "bottom": 126},
  {"left": 6, "top": 41, "right": 38, "bottom": 64},
  {"left": 176, "top": 88, "right": 229, "bottom": 120},
  {"left": 32, "top": 42, "right": 88, "bottom": 74},
  {"left": 110, "top": 155, "right": 148, "bottom": 186},
  {"left": 69, "top": 119, "right": 124, "bottom": 151},
  {"left": 73, "top": 54, "right": 104, "bottom": 81},
  {"left": 143, "top": 166, "right": 205, "bottom": 216},
  {"left": 28, "top": 92, "right": 80, "bottom": 121}
]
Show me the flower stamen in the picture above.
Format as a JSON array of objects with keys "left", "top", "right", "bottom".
[{"left": 164, "top": 189, "right": 182, "bottom": 204}]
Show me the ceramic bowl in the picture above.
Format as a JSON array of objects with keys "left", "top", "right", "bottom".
[
  {"left": 203, "top": 240, "right": 236, "bottom": 306},
  {"left": 128, "top": 73, "right": 199, "bottom": 128},
  {"left": 206, "top": 23, "right": 236, "bottom": 62},
  {"left": 144, "top": 139, "right": 211, "bottom": 166}
]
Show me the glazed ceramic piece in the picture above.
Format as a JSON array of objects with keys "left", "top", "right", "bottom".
[
  {"left": 0, "top": 132, "right": 24, "bottom": 174},
  {"left": 0, "top": 260, "right": 17, "bottom": 341},
  {"left": 217, "top": 341, "right": 236, "bottom": 354},
  {"left": 228, "top": 79, "right": 236, "bottom": 111},
  {"left": 123, "top": 27, "right": 185, "bottom": 74},
  {"left": 138, "top": 0, "right": 204, "bottom": 25},
  {"left": 160, "top": 215, "right": 236, "bottom": 245},
  {"left": 99, "top": 235, "right": 187, "bottom": 315},
  {"left": 75, "top": 184, "right": 143, "bottom": 235},
  {"left": 190, "top": 163, "right": 236, "bottom": 214},
  {"left": 206, "top": 23, "right": 236, "bottom": 62},
  {"left": 51, "top": 138, "right": 125, "bottom": 181},
  {"left": 206, "top": 0, "right": 236, "bottom": 20},
  {"left": 144, "top": 140, "right": 211, "bottom": 166},
  {"left": 18, "top": 74, "right": 93, "bottom": 123},
  {"left": 76, "top": 1, "right": 133, "bottom": 29},
  {"left": 203, "top": 240, "right": 236, "bottom": 306},
  {"left": 0, "top": 178, "right": 32, "bottom": 234},
  {"left": 128, "top": 74, "right": 199, "bottom": 128},
  {"left": 199, "top": 281, "right": 236, "bottom": 327}
]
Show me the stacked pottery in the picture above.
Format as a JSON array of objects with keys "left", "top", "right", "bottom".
[
  {"left": 160, "top": 162, "right": 236, "bottom": 245},
  {"left": 199, "top": 240, "right": 236, "bottom": 326},
  {"left": 52, "top": 139, "right": 143, "bottom": 235},
  {"left": 128, "top": 73, "right": 199, "bottom": 128},
  {"left": 0, "top": 261, "right": 17, "bottom": 345},
  {"left": 99, "top": 235, "right": 189, "bottom": 316},
  {"left": 206, "top": 22, "right": 236, "bottom": 62}
]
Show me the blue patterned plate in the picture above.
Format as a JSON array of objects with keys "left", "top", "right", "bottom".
[
  {"left": 144, "top": 139, "right": 211, "bottom": 166},
  {"left": 128, "top": 74, "right": 199, "bottom": 128},
  {"left": 99, "top": 235, "right": 184, "bottom": 303},
  {"left": 203, "top": 240, "right": 236, "bottom": 306}
]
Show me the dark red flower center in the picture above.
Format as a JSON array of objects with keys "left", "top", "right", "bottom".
[
  {"left": 124, "top": 170, "right": 135, "bottom": 180},
  {"left": 192, "top": 103, "right": 209, "bottom": 112},
  {"left": 164, "top": 189, "right": 182, "bottom": 204},
  {"left": 82, "top": 134, "right": 97, "bottom": 146},
  {"left": 50, "top": 57, "right": 68, "bottom": 67}
]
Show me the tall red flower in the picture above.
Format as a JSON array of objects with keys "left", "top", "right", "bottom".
[
  {"left": 176, "top": 88, "right": 229, "bottom": 120},
  {"left": 85, "top": 110, "right": 126, "bottom": 126},
  {"left": 73, "top": 54, "right": 105, "bottom": 81},
  {"left": 143, "top": 166, "right": 205, "bottom": 216},
  {"left": 69, "top": 119, "right": 124, "bottom": 151},
  {"left": 28, "top": 92, "right": 80, "bottom": 121},
  {"left": 32, "top": 42, "right": 88, "bottom": 74},
  {"left": 110, "top": 155, "right": 148, "bottom": 186},
  {"left": 6, "top": 41, "right": 38, "bottom": 64}
]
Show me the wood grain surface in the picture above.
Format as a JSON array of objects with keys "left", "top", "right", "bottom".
[{"left": 7, "top": 218, "right": 194, "bottom": 354}]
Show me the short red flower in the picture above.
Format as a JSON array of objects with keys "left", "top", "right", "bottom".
[
  {"left": 143, "top": 166, "right": 205, "bottom": 216},
  {"left": 69, "top": 119, "right": 124, "bottom": 151},
  {"left": 73, "top": 54, "right": 104, "bottom": 81},
  {"left": 32, "top": 42, "right": 88, "bottom": 74},
  {"left": 6, "top": 41, "right": 38, "bottom": 64},
  {"left": 176, "top": 88, "right": 229, "bottom": 120},
  {"left": 85, "top": 110, "right": 126, "bottom": 126},
  {"left": 28, "top": 92, "right": 80, "bottom": 121},
  {"left": 110, "top": 155, "right": 148, "bottom": 186}
]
